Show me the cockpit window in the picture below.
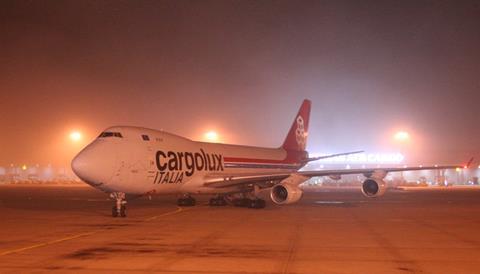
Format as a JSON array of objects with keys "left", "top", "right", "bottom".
[
  {"left": 142, "top": 134, "right": 150, "bottom": 141},
  {"left": 98, "top": 132, "right": 123, "bottom": 138}
]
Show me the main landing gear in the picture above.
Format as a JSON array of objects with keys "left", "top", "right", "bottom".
[
  {"left": 238, "top": 186, "right": 267, "bottom": 209},
  {"left": 110, "top": 192, "right": 127, "bottom": 217},
  {"left": 223, "top": 193, "right": 266, "bottom": 209},
  {"left": 177, "top": 194, "right": 196, "bottom": 206},
  {"left": 209, "top": 195, "right": 227, "bottom": 206},
  {"left": 233, "top": 198, "right": 266, "bottom": 209}
]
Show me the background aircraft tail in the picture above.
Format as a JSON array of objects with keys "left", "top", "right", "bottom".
[{"left": 281, "top": 99, "right": 311, "bottom": 153}]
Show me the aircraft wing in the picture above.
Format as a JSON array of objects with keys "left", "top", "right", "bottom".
[
  {"left": 204, "top": 164, "right": 464, "bottom": 189},
  {"left": 299, "top": 164, "right": 462, "bottom": 177},
  {"left": 303, "top": 150, "right": 364, "bottom": 163},
  {"left": 204, "top": 173, "right": 292, "bottom": 188}
]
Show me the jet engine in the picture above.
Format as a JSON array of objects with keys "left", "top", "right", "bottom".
[
  {"left": 270, "top": 183, "right": 303, "bottom": 205},
  {"left": 361, "top": 178, "right": 386, "bottom": 198}
]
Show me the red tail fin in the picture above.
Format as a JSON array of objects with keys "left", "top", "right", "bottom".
[{"left": 282, "top": 99, "right": 311, "bottom": 152}]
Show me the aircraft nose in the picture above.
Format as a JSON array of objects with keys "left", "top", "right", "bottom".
[
  {"left": 71, "top": 150, "right": 91, "bottom": 179},
  {"left": 72, "top": 142, "right": 117, "bottom": 186}
]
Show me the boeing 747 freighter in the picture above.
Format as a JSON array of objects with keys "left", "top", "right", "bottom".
[{"left": 72, "top": 100, "right": 466, "bottom": 217}]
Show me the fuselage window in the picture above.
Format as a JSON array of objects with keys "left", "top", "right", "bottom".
[
  {"left": 98, "top": 132, "right": 123, "bottom": 138},
  {"left": 142, "top": 134, "right": 150, "bottom": 141}
]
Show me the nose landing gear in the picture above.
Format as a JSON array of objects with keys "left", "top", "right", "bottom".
[{"left": 110, "top": 192, "right": 127, "bottom": 217}]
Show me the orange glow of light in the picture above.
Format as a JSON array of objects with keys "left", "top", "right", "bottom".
[
  {"left": 394, "top": 131, "right": 410, "bottom": 142},
  {"left": 21, "top": 164, "right": 27, "bottom": 171},
  {"left": 456, "top": 167, "right": 462, "bottom": 172},
  {"left": 69, "top": 131, "right": 82, "bottom": 142},
  {"left": 204, "top": 131, "right": 219, "bottom": 142}
]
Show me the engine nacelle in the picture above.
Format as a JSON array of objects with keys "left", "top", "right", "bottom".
[
  {"left": 361, "top": 178, "right": 387, "bottom": 198},
  {"left": 270, "top": 183, "right": 303, "bottom": 205}
]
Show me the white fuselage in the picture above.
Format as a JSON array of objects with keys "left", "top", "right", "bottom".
[{"left": 72, "top": 126, "right": 303, "bottom": 195}]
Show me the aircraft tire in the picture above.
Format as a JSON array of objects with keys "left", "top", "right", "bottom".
[
  {"left": 112, "top": 206, "right": 118, "bottom": 217},
  {"left": 234, "top": 198, "right": 249, "bottom": 207},
  {"left": 256, "top": 199, "right": 266, "bottom": 209},
  {"left": 178, "top": 198, "right": 196, "bottom": 207},
  {"left": 177, "top": 199, "right": 185, "bottom": 206},
  {"left": 249, "top": 199, "right": 266, "bottom": 209},
  {"left": 209, "top": 198, "right": 218, "bottom": 206},
  {"left": 210, "top": 198, "right": 227, "bottom": 206},
  {"left": 120, "top": 205, "right": 127, "bottom": 217}
]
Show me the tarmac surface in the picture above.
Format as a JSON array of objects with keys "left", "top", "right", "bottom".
[{"left": 1, "top": 185, "right": 480, "bottom": 273}]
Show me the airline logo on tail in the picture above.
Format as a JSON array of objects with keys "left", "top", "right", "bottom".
[
  {"left": 281, "top": 99, "right": 311, "bottom": 154},
  {"left": 295, "top": 115, "right": 306, "bottom": 150}
]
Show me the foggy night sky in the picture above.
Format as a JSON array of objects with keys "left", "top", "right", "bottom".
[{"left": 1, "top": 0, "right": 479, "bottom": 167}]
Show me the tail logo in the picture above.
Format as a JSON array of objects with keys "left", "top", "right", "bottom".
[{"left": 295, "top": 115, "right": 306, "bottom": 150}]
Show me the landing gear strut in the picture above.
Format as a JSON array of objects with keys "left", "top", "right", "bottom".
[
  {"left": 177, "top": 194, "right": 196, "bottom": 206},
  {"left": 110, "top": 192, "right": 127, "bottom": 217}
]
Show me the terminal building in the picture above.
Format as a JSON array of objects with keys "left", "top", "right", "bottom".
[{"left": 0, "top": 164, "right": 79, "bottom": 184}]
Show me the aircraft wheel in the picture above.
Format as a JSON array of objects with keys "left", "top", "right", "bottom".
[
  {"left": 249, "top": 199, "right": 266, "bottom": 209},
  {"left": 112, "top": 206, "right": 118, "bottom": 217},
  {"left": 219, "top": 198, "right": 227, "bottom": 206},
  {"left": 178, "top": 197, "right": 196, "bottom": 207},
  {"left": 255, "top": 199, "right": 266, "bottom": 209},
  {"left": 120, "top": 205, "right": 127, "bottom": 217},
  {"left": 209, "top": 198, "right": 218, "bottom": 206},
  {"left": 210, "top": 197, "right": 227, "bottom": 206},
  {"left": 234, "top": 198, "right": 249, "bottom": 207},
  {"left": 233, "top": 199, "right": 242, "bottom": 207}
]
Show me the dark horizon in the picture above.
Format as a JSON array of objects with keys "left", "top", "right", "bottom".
[{"left": 1, "top": 0, "right": 479, "bottom": 167}]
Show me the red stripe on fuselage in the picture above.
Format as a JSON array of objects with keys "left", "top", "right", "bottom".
[{"left": 223, "top": 156, "right": 297, "bottom": 165}]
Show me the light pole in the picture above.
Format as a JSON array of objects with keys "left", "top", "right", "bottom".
[{"left": 394, "top": 131, "right": 410, "bottom": 183}]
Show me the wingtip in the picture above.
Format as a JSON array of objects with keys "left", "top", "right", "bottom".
[{"left": 465, "top": 157, "right": 474, "bottom": 168}]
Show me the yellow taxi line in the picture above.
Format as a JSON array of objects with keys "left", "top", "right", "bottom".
[
  {"left": 0, "top": 206, "right": 188, "bottom": 257},
  {"left": 0, "top": 232, "right": 97, "bottom": 256},
  {"left": 144, "top": 206, "right": 187, "bottom": 221}
]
